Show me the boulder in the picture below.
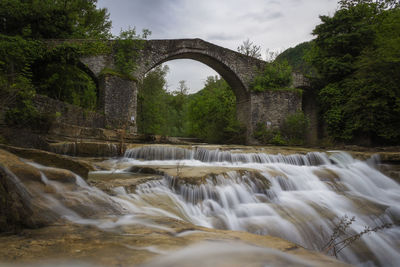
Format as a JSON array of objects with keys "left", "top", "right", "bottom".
[{"left": 0, "top": 149, "right": 59, "bottom": 232}]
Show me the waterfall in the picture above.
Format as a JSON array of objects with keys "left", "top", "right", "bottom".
[
  {"left": 50, "top": 142, "right": 119, "bottom": 156},
  {"left": 5, "top": 146, "right": 399, "bottom": 266},
  {"left": 121, "top": 146, "right": 400, "bottom": 266},
  {"left": 124, "top": 146, "right": 331, "bottom": 166}
]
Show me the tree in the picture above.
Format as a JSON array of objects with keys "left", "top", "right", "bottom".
[
  {"left": 0, "top": 0, "right": 114, "bottom": 128},
  {"left": 0, "top": 0, "right": 112, "bottom": 39},
  {"left": 175, "top": 80, "right": 189, "bottom": 95},
  {"left": 309, "top": 0, "right": 400, "bottom": 144},
  {"left": 186, "top": 76, "right": 244, "bottom": 143},
  {"left": 275, "top": 42, "right": 315, "bottom": 75},
  {"left": 113, "top": 27, "right": 151, "bottom": 77},
  {"left": 0, "top": 35, "right": 43, "bottom": 125},
  {"left": 338, "top": 0, "right": 399, "bottom": 9},
  {"left": 137, "top": 65, "right": 169, "bottom": 135},
  {"left": 169, "top": 80, "right": 189, "bottom": 136},
  {"left": 251, "top": 61, "right": 293, "bottom": 92},
  {"left": 137, "top": 67, "right": 192, "bottom": 137},
  {"left": 237, "top": 39, "right": 262, "bottom": 59}
]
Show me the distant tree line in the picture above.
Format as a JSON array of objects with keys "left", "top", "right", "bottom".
[{"left": 137, "top": 67, "right": 245, "bottom": 144}]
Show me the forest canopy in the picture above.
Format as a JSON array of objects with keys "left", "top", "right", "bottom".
[
  {"left": 308, "top": 0, "right": 400, "bottom": 144},
  {"left": 0, "top": 0, "right": 113, "bottom": 127}
]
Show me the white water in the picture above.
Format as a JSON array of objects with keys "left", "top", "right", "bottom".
[
  {"left": 49, "top": 142, "right": 119, "bottom": 156},
  {"left": 15, "top": 146, "right": 400, "bottom": 266},
  {"left": 121, "top": 146, "right": 400, "bottom": 266}
]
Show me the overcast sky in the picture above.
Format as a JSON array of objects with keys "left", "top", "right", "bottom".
[{"left": 97, "top": 0, "right": 338, "bottom": 93}]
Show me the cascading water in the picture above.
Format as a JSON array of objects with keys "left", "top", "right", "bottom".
[
  {"left": 49, "top": 142, "right": 119, "bottom": 157},
  {"left": 118, "top": 146, "right": 400, "bottom": 266},
  {"left": 124, "top": 146, "right": 331, "bottom": 165},
  {"left": 5, "top": 146, "right": 398, "bottom": 266}
]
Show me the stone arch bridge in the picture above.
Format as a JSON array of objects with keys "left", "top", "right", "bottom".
[{"left": 80, "top": 38, "right": 306, "bottom": 144}]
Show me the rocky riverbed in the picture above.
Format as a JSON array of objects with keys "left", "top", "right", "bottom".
[{"left": 1, "top": 144, "right": 399, "bottom": 266}]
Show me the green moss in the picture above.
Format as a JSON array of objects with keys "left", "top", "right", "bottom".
[
  {"left": 99, "top": 68, "right": 138, "bottom": 82},
  {"left": 262, "top": 87, "right": 303, "bottom": 94}
]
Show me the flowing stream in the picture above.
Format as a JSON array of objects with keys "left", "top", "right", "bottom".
[
  {"left": 11, "top": 146, "right": 400, "bottom": 266},
  {"left": 121, "top": 146, "right": 400, "bottom": 266}
]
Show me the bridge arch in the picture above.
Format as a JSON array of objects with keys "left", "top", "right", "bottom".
[
  {"left": 81, "top": 38, "right": 303, "bottom": 144},
  {"left": 135, "top": 39, "right": 265, "bottom": 102},
  {"left": 139, "top": 53, "right": 247, "bottom": 103}
]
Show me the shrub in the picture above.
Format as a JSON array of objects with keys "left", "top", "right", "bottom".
[
  {"left": 251, "top": 61, "right": 293, "bottom": 92},
  {"left": 4, "top": 90, "right": 54, "bottom": 132},
  {"left": 281, "top": 111, "right": 309, "bottom": 145},
  {"left": 254, "top": 111, "right": 309, "bottom": 146},
  {"left": 253, "top": 123, "right": 287, "bottom": 145}
]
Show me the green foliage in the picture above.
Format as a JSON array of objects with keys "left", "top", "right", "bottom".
[
  {"left": 113, "top": 27, "right": 150, "bottom": 78},
  {"left": 0, "top": 0, "right": 112, "bottom": 39},
  {"left": 31, "top": 45, "right": 98, "bottom": 110},
  {"left": 0, "top": 34, "right": 44, "bottom": 127},
  {"left": 309, "top": 0, "right": 400, "bottom": 144},
  {"left": 137, "top": 67, "right": 192, "bottom": 137},
  {"left": 186, "top": 76, "right": 244, "bottom": 144},
  {"left": 137, "top": 72, "right": 244, "bottom": 144},
  {"left": 0, "top": 34, "right": 43, "bottom": 89},
  {"left": 281, "top": 111, "right": 310, "bottom": 145},
  {"left": 5, "top": 89, "right": 54, "bottom": 132},
  {"left": 46, "top": 40, "right": 112, "bottom": 57},
  {"left": 0, "top": 0, "right": 114, "bottom": 122},
  {"left": 251, "top": 61, "right": 293, "bottom": 92},
  {"left": 275, "top": 42, "right": 316, "bottom": 75},
  {"left": 137, "top": 65, "right": 172, "bottom": 135},
  {"left": 0, "top": 0, "right": 153, "bottom": 127},
  {"left": 254, "top": 111, "right": 309, "bottom": 145},
  {"left": 253, "top": 123, "right": 284, "bottom": 145},
  {"left": 169, "top": 80, "right": 189, "bottom": 136}
]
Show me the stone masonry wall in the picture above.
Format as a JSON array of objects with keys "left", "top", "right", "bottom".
[
  {"left": 33, "top": 94, "right": 125, "bottom": 129},
  {"left": 98, "top": 74, "right": 137, "bottom": 132},
  {"left": 302, "top": 88, "right": 319, "bottom": 145},
  {"left": 248, "top": 90, "right": 302, "bottom": 144}
]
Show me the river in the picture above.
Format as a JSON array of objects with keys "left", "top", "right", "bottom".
[{"left": 1, "top": 145, "right": 399, "bottom": 266}]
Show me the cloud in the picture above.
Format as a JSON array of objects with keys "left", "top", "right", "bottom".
[
  {"left": 164, "top": 59, "right": 218, "bottom": 93},
  {"left": 205, "top": 32, "right": 241, "bottom": 41},
  {"left": 239, "top": 9, "right": 283, "bottom": 23},
  {"left": 98, "top": 0, "right": 182, "bottom": 36}
]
